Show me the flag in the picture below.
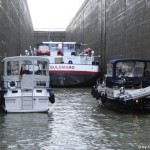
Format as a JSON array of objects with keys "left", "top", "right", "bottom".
[{"left": 19, "top": 66, "right": 23, "bottom": 80}]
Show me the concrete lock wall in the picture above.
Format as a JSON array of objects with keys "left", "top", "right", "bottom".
[
  {"left": 66, "top": 0, "right": 150, "bottom": 72},
  {"left": 0, "top": 0, "right": 34, "bottom": 58}
]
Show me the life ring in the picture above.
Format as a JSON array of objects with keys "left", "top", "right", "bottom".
[
  {"left": 8, "top": 81, "right": 17, "bottom": 89},
  {"left": 91, "top": 86, "right": 95, "bottom": 97},
  {"left": 96, "top": 91, "right": 101, "bottom": 100},
  {"left": 91, "top": 86, "right": 97, "bottom": 98},
  {"left": 68, "top": 60, "right": 73, "bottom": 64}
]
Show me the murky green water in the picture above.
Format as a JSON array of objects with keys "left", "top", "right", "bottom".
[{"left": 0, "top": 88, "right": 150, "bottom": 150}]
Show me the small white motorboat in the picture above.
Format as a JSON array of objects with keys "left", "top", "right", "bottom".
[{"left": 0, "top": 56, "right": 55, "bottom": 113}]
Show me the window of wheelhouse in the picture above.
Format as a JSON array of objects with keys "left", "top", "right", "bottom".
[
  {"left": 20, "top": 60, "right": 33, "bottom": 75},
  {"left": 63, "top": 44, "right": 75, "bottom": 51},
  {"left": 7, "top": 61, "right": 19, "bottom": 75},
  {"left": 34, "top": 60, "right": 48, "bottom": 75},
  {"left": 50, "top": 44, "right": 59, "bottom": 51}
]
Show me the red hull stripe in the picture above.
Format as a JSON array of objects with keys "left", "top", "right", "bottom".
[{"left": 49, "top": 70, "right": 99, "bottom": 75}]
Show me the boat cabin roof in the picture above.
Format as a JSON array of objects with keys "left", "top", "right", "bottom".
[
  {"left": 42, "top": 42, "right": 76, "bottom": 45},
  {"left": 108, "top": 58, "right": 150, "bottom": 65},
  {"left": 2, "top": 56, "right": 49, "bottom": 62}
]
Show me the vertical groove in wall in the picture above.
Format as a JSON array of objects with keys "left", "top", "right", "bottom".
[{"left": 101, "top": 0, "right": 106, "bottom": 69}]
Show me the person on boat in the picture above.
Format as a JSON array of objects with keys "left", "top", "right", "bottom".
[{"left": 117, "top": 68, "right": 125, "bottom": 77}]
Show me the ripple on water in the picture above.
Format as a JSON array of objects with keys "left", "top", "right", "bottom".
[{"left": 0, "top": 88, "right": 150, "bottom": 150}]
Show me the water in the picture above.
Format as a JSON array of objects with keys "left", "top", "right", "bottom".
[{"left": 0, "top": 88, "right": 150, "bottom": 150}]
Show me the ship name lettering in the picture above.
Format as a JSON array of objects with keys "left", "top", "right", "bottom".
[{"left": 50, "top": 65, "right": 75, "bottom": 69}]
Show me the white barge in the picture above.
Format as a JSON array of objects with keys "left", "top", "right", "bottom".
[{"left": 36, "top": 42, "right": 101, "bottom": 87}]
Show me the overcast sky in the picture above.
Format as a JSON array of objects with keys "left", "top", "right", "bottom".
[{"left": 27, "top": 0, "right": 84, "bottom": 30}]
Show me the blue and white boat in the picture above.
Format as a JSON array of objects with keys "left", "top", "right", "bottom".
[{"left": 91, "top": 58, "right": 150, "bottom": 113}]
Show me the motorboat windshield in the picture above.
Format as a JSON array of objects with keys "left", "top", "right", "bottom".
[
  {"left": 4, "top": 56, "right": 49, "bottom": 76},
  {"left": 116, "top": 61, "right": 144, "bottom": 77},
  {"left": 20, "top": 60, "right": 48, "bottom": 76}
]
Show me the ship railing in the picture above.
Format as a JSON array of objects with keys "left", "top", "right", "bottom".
[{"left": 48, "top": 55, "right": 100, "bottom": 65}]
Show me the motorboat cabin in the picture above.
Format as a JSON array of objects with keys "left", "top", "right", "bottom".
[{"left": 106, "top": 59, "right": 150, "bottom": 88}]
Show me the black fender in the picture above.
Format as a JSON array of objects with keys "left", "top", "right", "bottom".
[
  {"left": 101, "top": 93, "right": 107, "bottom": 104},
  {"left": 96, "top": 91, "right": 101, "bottom": 100},
  {"left": 91, "top": 86, "right": 95, "bottom": 96},
  {"left": 49, "top": 92, "right": 55, "bottom": 104}
]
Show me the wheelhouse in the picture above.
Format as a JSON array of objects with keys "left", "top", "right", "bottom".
[
  {"left": 1, "top": 56, "right": 49, "bottom": 90},
  {"left": 42, "top": 42, "right": 78, "bottom": 56}
]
